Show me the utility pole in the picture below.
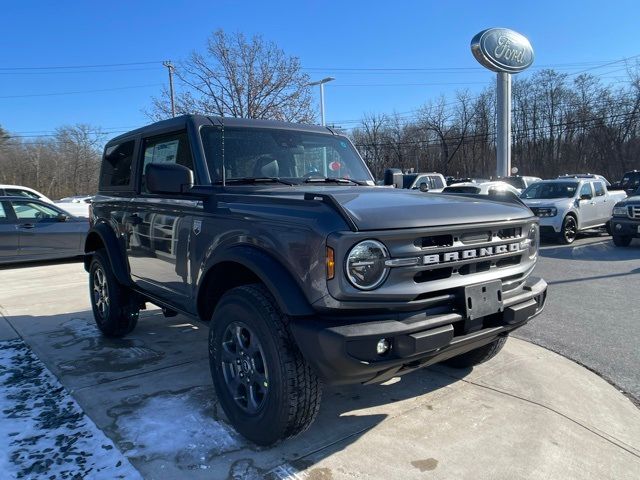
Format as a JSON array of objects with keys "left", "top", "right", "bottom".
[{"left": 163, "top": 61, "right": 176, "bottom": 118}]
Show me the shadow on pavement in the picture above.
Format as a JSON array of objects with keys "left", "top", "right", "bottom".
[
  {"left": 0, "top": 256, "right": 83, "bottom": 270},
  {"left": 5, "top": 309, "right": 463, "bottom": 478}
]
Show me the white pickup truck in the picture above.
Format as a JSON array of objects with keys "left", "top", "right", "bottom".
[{"left": 521, "top": 177, "right": 627, "bottom": 244}]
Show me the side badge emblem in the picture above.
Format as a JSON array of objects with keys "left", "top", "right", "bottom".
[{"left": 193, "top": 220, "right": 202, "bottom": 236}]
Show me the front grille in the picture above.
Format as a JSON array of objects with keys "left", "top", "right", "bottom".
[{"left": 629, "top": 206, "right": 640, "bottom": 219}]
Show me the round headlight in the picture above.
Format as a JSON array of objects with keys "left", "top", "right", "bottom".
[
  {"left": 345, "top": 240, "right": 389, "bottom": 290},
  {"left": 526, "top": 223, "right": 539, "bottom": 259}
]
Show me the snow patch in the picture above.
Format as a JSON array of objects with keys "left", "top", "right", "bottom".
[
  {"left": 114, "top": 388, "right": 243, "bottom": 469},
  {"left": 0, "top": 339, "right": 141, "bottom": 479}
]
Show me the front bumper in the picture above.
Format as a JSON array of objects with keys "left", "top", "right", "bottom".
[
  {"left": 611, "top": 218, "right": 640, "bottom": 237},
  {"left": 290, "top": 277, "right": 547, "bottom": 385},
  {"left": 537, "top": 214, "right": 564, "bottom": 234}
]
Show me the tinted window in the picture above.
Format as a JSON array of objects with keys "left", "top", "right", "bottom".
[
  {"left": 594, "top": 182, "right": 605, "bottom": 197},
  {"left": 141, "top": 131, "right": 193, "bottom": 192},
  {"left": 12, "top": 201, "right": 60, "bottom": 221},
  {"left": 5, "top": 188, "right": 40, "bottom": 199},
  {"left": 443, "top": 186, "right": 481, "bottom": 194},
  {"left": 100, "top": 140, "right": 135, "bottom": 189}
]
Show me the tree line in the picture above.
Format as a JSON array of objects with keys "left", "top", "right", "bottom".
[
  {"left": 352, "top": 68, "right": 640, "bottom": 181},
  {"left": 0, "top": 125, "right": 104, "bottom": 199}
]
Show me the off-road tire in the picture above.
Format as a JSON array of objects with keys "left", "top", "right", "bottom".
[
  {"left": 89, "top": 249, "right": 139, "bottom": 337},
  {"left": 612, "top": 235, "right": 632, "bottom": 247},
  {"left": 558, "top": 215, "right": 578, "bottom": 244},
  {"left": 209, "top": 284, "right": 322, "bottom": 446},
  {"left": 605, "top": 221, "right": 613, "bottom": 236},
  {"left": 442, "top": 335, "right": 507, "bottom": 369}
]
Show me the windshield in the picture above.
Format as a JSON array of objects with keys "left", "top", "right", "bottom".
[
  {"left": 500, "top": 177, "right": 525, "bottom": 189},
  {"left": 200, "top": 126, "right": 373, "bottom": 184},
  {"left": 621, "top": 172, "right": 640, "bottom": 189},
  {"left": 521, "top": 182, "right": 578, "bottom": 199}
]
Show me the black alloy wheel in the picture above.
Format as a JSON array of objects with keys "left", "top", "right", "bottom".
[
  {"left": 560, "top": 216, "right": 577, "bottom": 244},
  {"left": 220, "top": 322, "right": 269, "bottom": 414}
]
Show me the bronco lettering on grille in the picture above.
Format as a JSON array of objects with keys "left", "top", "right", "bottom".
[{"left": 423, "top": 242, "right": 520, "bottom": 265}]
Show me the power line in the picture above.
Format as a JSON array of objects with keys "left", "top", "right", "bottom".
[
  {"left": 0, "top": 61, "right": 163, "bottom": 71},
  {"left": 0, "top": 83, "right": 163, "bottom": 100}
]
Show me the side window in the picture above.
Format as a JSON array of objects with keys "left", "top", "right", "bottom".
[
  {"left": 594, "top": 182, "right": 605, "bottom": 197},
  {"left": 579, "top": 183, "right": 592, "bottom": 198},
  {"left": 141, "top": 131, "right": 193, "bottom": 193},
  {"left": 413, "top": 176, "right": 427, "bottom": 189},
  {"left": 5, "top": 188, "right": 40, "bottom": 199},
  {"left": 432, "top": 176, "right": 445, "bottom": 189},
  {"left": 0, "top": 202, "right": 9, "bottom": 223},
  {"left": 12, "top": 201, "right": 60, "bottom": 221},
  {"left": 100, "top": 140, "right": 136, "bottom": 189}
]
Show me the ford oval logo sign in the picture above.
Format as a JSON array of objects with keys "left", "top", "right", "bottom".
[{"left": 471, "top": 28, "right": 534, "bottom": 74}]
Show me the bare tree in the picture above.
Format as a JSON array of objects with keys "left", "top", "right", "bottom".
[{"left": 148, "top": 30, "right": 315, "bottom": 123}]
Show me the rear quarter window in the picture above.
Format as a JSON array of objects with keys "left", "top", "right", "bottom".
[{"left": 100, "top": 140, "right": 136, "bottom": 190}]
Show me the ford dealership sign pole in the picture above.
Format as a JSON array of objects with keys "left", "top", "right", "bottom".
[{"left": 471, "top": 28, "right": 534, "bottom": 178}]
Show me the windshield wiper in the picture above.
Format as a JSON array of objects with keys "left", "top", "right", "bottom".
[
  {"left": 216, "top": 177, "right": 295, "bottom": 186},
  {"left": 303, "top": 177, "right": 367, "bottom": 186}
]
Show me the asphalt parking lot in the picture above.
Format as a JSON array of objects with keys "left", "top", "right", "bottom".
[
  {"left": 515, "top": 233, "right": 640, "bottom": 403},
  {"left": 0, "top": 238, "right": 639, "bottom": 479}
]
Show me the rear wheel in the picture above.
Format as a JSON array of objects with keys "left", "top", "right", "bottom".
[
  {"left": 209, "top": 284, "right": 322, "bottom": 446},
  {"left": 612, "top": 235, "right": 632, "bottom": 247},
  {"left": 89, "top": 249, "right": 139, "bottom": 337},
  {"left": 559, "top": 215, "right": 577, "bottom": 244},
  {"left": 442, "top": 336, "right": 507, "bottom": 368}
]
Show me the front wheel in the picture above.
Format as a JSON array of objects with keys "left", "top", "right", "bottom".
[
  {"left": 442, "top": 336, "right": 507, "bottom": 369},
  {"left": 612, "top": 235, "right": 632, "bottom": 247},
  {"left": 559, "top": 215, "right": 578, "bottom": 244},
  {"left": 89, "top": 249, "right": 139, "bottom": 337},
  {"left": 209, "top": 284, "right": 322, "bottom": 446}
]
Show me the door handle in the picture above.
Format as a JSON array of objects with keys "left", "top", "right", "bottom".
[{"left": 17, "top": 223, "right": 35, "bottom": 229}]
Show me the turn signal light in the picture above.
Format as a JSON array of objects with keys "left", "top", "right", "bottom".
[{"left": 326, "top": 247, "right": 335, "bottom": 280}]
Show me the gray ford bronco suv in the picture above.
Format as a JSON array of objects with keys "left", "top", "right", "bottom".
[{"left": 85, "top": 115, "right": 547, "bottom": 445}]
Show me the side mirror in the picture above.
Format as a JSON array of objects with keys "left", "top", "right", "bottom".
[
  {"left": 580, "top": 193, "right": 592, "bottom": 201},
  {"left": 383, "top": 168, "right": 403, "bottom": 188},
  {"left": 56, "top": 213, "right": 68, "bottom": 222},
  {"left": 146, "top": 163, "right": 194, "bottom": 194},
  {"left": 419, "top": 182, "right": 429, "bottom": 192}
]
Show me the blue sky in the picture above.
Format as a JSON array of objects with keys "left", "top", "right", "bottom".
[{"left": 2, "top": 0, "right": 639, "bottom": 139}]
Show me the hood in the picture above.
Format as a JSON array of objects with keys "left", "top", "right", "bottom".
[
  {"left": 270, "top": 186, "right": 533, "bottom": 231},
  {"left": 620, "top": 194, "right": 640, "bottom": 205}
]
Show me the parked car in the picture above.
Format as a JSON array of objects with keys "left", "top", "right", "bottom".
[
  {"left": 498, "top": 175, "right": 542, "bottom": 193},
  {"left": 521, "top": 178, "right": 627, "bottom": 244},
  {"left": 610, "top": 186, "right": 640, "bottom": 246},
  {"left": 442, "top": 181, "right": 521, "bottom": 196},
  {"left": 55, "top": 196, "right": 92, "bottom": 218},
  {"left": 0, "top": 184, "right": 54, "bottom": 203},
  {"left": 85, "top": 114, "right": 547, "bottom": 446},
  {"left": 0, "top": 197, "right": 88, "bottom": 265},
  {"left": 0, "top": 184, "right": 91, "bottom": 217},
  {"left": 557, "top": 173, "right": 612, "bottom": 186},
  {"left": 384, "top": 171, "right": 446, "bottom": 192}
]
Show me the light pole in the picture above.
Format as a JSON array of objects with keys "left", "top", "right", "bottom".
[{"left": 308, "top": 77, "right": 335, "bottom": 126}]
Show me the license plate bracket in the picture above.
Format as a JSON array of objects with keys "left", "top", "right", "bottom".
[{"left": 464, "top": 280, "right": 503, "bottom": 320}]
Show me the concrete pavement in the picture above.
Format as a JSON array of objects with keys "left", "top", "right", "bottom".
[{"left": 0, "top": 260, "right": 639, "bottom": 479}]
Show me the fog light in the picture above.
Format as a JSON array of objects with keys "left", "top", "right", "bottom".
[
  {"left": 615, "top": 223, "right": 622, "bottom": 231},
  {"left": 376, "top": 338, "right": 391, "bottom": 355}
]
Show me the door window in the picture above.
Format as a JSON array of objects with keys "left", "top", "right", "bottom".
[
  {"left": 430, "top": 176, "right": 445, "bottom": 189},
  {"left": 12, "top": 201, "right": 60, "bottom": 221},
  {"left": 579, "top": 183, "right": 592, "bottom": 198},
  {"left": 141, "top": 131, "right": 193, "bottom": 192},
  {"left": 0, "top": 202, "right": 10, "bottom": 223},
  {"left": 594, "top": 182, "right": 606, "bottom": 197},
  {"left": 100, "top": 140, "right": 136, "bottom": 189}
]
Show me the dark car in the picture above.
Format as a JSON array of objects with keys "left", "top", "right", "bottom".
[
  {"left": 618, "top": 170, "right": 640, "bottom": 196},
  {"left": 610, "top": 186, "right": 640, "bottom": 246},
  {"left": 85, "top": 115, "right": 547, "bottom": 445},
  {"left": 0, "top": 197, "right": 88, "bottom": 264}
]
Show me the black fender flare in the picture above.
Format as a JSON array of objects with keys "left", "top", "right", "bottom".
[
  {"left": 84, "top": 222, "right": 132, "bottom": 287},
  {"left": 199, "top": 245, "right": 315, "bottom": 317}
]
